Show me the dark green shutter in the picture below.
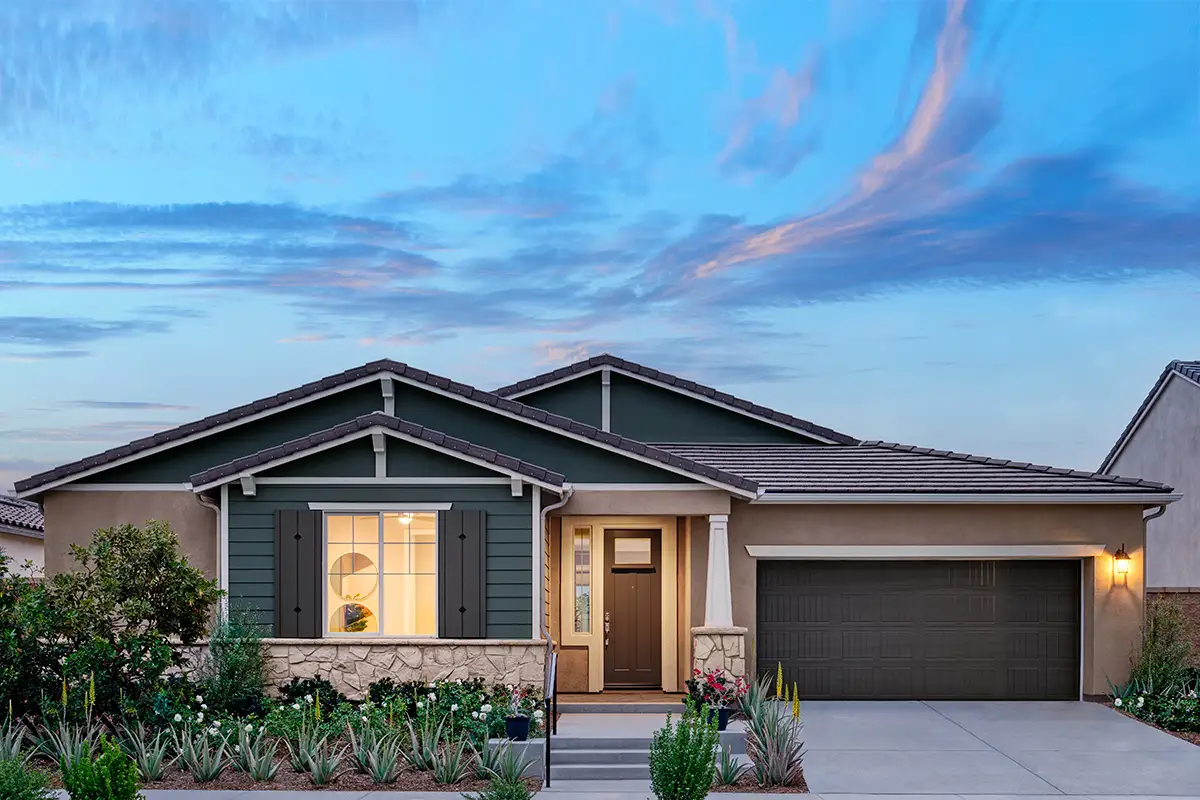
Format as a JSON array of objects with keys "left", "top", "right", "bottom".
[
  {"left": 275, "top": 509, "right": 323, "bottom": 638},
  {"left": 438, "top": 509, "right": 487, "bottom": 638}
]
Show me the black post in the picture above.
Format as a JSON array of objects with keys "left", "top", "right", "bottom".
[{"left": 544, "top": 696, "right": 552, "bottom": 787}]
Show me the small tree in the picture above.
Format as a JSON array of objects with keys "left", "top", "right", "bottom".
[
  {"left": 0, "top": 550, "right": 59, "bottom": 717},
  {"left": 45, "top": 521, "right": 221, "bottom": 718},
  {"left": 1129, "top": 595, "right": 1195, "bottom": 693}
]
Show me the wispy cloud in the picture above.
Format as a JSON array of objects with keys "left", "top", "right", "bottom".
[
  {"left": 0, "top": 316, "right": 169, "bottom": 348},
  {"left": 718, "top": 52, "right": 822, "bottom": 179},
  {"left": 65, "top": 400, "right": 191, "bottom": 412}
]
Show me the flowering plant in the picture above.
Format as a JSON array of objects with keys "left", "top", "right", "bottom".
[{"left": 686, "top": 667, "right": 748, "bottom": 709}]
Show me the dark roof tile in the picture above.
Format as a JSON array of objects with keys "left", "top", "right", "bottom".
[{"left": 0, "top": 496, "right": 43, "bottom": 535}]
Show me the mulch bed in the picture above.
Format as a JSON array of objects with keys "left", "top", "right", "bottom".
[
  {"left": 43, "top": 759, "right": 542, "bottom": 793},
  {"left": 711, "top": 772, "right": 808, "bottom": 793}
]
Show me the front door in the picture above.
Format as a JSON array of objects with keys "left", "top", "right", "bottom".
[{"left": 603, "top": 529, "right": 662, "bottom": 687}]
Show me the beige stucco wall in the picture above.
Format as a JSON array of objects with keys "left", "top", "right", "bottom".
[
  {"left": 41, "top": 490, "right": 217, "bottom": 578},
  {"left": 560, "top": 489, "right": 730, "bottom": 517},
  {"left": 721, "top": 502, "right": 1148, "bottom": 697},
  {"left": 0, "top": 531, "right": 44, "bottom": 575}
]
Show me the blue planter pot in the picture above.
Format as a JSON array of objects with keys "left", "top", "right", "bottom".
[
  {"left": 705, "top": 706, "right": 732, "bottom": 731},
  {"left": 505, "top": 715, "right": 531, "bottom": 741}
]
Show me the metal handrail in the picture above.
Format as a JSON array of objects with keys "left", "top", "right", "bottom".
[{"left": 543, "top": 646, "right": 558, "bottom": 786}]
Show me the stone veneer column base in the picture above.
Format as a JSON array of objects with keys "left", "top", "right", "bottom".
[{"left": 691, "top": 626, "right": 747, "bottom": 679}]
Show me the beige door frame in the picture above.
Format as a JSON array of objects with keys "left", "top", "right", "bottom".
[{"left": 557, "top": 515, "right": 679, "bottom": 693}]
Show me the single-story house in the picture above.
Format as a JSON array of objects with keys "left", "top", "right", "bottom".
[
  {"left": 0, "top": 494, "right": 44, "bottom": 576},
  {"left": 16, "top": 355, "right": 1178, "bottom": 700},
  {"left": 1099, "top": 359, "right": 1200, "bottom": 656}
]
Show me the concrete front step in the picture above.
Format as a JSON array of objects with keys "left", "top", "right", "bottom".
[
  {"left": 550, "top": 731, "right": 745, "bottom": 753},
  {"left": 557, "top": 702, "right": 682, "bottom": 714},
  {"left": 551, "top": 748, "right": 653, "bottom": 764},
  {"left": 550, "top": 763, "right": 650, "bottom": 781}
]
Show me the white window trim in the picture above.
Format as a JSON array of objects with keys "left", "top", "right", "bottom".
[
  {"left": 743, "top": 544, "right": 1108, "bottom": 559},
  {"left": 309, "top": 502, "right": 453, "bottom": 512},
  {"left": 321, "top": 510, "right": 441, "bottom": 639}
]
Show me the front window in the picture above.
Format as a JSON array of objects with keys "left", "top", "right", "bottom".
[{"left": 326, "top": 512, "right": 437, "bottom": 636}]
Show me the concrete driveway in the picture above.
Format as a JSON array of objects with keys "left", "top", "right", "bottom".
[{"left": 803, "top": 700, "right": 1200, "bottom": 796}]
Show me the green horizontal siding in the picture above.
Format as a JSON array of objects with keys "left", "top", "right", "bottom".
[
  {"left": 609, "top": 373, "right": 822, "bottom": 444},
  {"left": 82, "top": 382, "right": 384, "bottom": 484},
  {"left": 227, "top": 483, "right": 532, "bottom": 638},
  {"left": 517, "top": 372, "right": 603, "bottom": 428},
  {"left": 396, "top": 383, "right": 694, "bottom": 483}
]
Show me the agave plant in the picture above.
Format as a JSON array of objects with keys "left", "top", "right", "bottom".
[
  {"left": 714, "top": 744, "right": 750, "bottom": 786},
  {"left": 305, "top": 738, "right": 346, "bottom": 786},
  {"left": 119, "top": 722, "right": 173, "bottom": 782},
  {"left": 36, "top": 718, "right": 100, "bottom": 772},
  {"left": 176, "top": 724, "right": 229, "bottom": 783},
  {"left": 472, "top": 738, "right": 505, "bottom": 779},
  {"left": 432, "top": 735, "right": 475, "bottom": 785},
  {"left": 404, "top": 713, "right": 445, "bottom": 772},
  {"left": 233, "top": 724, "right": 279, "bottom": 782},
  {"left": 346, "top": 720, "right": 380, "bottom": 774},
  {"left": 365, "top": 731, "right": 405, "bottom": 784},
  {"left": 0, "top": 715, "right": 26, "bottom": 761},
  {"left": 744, "top": 697, "right": 805, "bottom": 787},
  {"left": 482, "top": 739, "right": 535, "bottom": 784},
  {"left": 285, "top": 720, "right": 325, "bottom": 773}
]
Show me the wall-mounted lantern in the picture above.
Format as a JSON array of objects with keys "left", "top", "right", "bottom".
[{"left": 1113, "top": 544, "right": 1130, "bottom": 585}]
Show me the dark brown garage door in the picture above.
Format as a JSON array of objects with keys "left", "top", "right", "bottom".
[{"left": 756, "top": 560, "right": 1080, "bottom": 700}]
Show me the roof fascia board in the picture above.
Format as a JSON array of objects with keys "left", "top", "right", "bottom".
[
  {"left": 16, "top": 372, "right": 387, "bottom": 498},
  {"left": 745, "top": 544, "right": 1108, "bottom": 559},
  {"left": 390, "top": 374, "right": 757, "bottom": 498},
  {"left": 1101, "top": 370, "right": 1200, "bottom": 473},
  {"left": 752, "top": 492, "right": 1182, "bottom": 505},
  {"left": 503, "top": 364, "right": 842, "bottom": 445},
  {"left": 47, "top": 483, "right": 192, "bottom": 492},
  {"left": 191, "top": 424, "right": 565, "bottom": 495}
]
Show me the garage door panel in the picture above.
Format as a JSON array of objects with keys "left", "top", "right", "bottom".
[{"left": 757, "top": 560, "right": 1080, "bottom": 700}]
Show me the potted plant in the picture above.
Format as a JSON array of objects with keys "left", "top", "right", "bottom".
[
  {"left": 503, "top": 685, "right": 532, "bottom": 741},
  {"left": 686, "top": 668, "right": 747, "bottom": 731}
]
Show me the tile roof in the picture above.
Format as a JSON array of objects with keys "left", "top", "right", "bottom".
[
  {"left": 492, "top": 353, "right": 859, "bottom": 445},
  {"left": 18, "top": 359, "right": 758, "bottom": 496},
  {"left": 656, "top": 442, "right": 1175, "bottom": 495},
  {"left": 0, "top": 495, "right": 44, "bottom": 536},
  {"left": 190, "top": 413, "right": 568, "bottom": 489},
  {"left": 1099, "top": 360, "right": 1200, "bottom": 472}
]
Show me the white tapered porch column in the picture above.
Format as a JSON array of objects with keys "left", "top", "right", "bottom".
[{"left": 703, "top": 513, "right": 734, "bottom": 627}]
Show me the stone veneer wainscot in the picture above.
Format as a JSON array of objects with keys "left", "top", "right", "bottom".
[
  {"left": 264, "top": 639, "right": 547, "bottom": 697},
  {"left": 691, "top": 626, "right": 747, "bottom": 679}
]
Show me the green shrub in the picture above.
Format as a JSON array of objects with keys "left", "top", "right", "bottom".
[
  {"left": 648, "top": 698, "right": 720, "bottom": 800},
  {"left": 0, "top": 757, "right": 54, "bottom": 800},
  {"left": 0, "top": 552, "right": 61, "bottom": 717},
  {"left": 201, "top": 614, "right": 267, "bottom": 717},
  {"left": 463, "top": 776, "right": 534, "bottom": 800},
  {"left": 1129, "top": 596, "right": 1195, "bottom": 693},
  {"left": 278, "top": 676, "right": 346, "bottom": 707},
  {"left": 61, "top": 737, "right": 142, "bottom": 800}
]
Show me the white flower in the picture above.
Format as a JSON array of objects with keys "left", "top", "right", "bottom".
[
  {"left": 451, "top": 704, "right": 459, "bottom": 712},
  {"left": 416, "top": 701, "right": 424, "bottom": 709},
  {"left": 471, "top": 711, "right": 479, "bottom": 719},
  {"left": 305, "top": 694, "right": 313, "bottom": 704},
  {"left": 201, "top": 703, "right": 208, "bottom": 710},
  {"left": 456, "top": 678, "right": 462, "bottom": 684},
  {"left": 174, "top": 714, "right": 183, "bottom": 723},
  {"left": 427, "top": 681, "right": 436, "bottom": 688},
  {"left": 246, "top": 724, "right": 254, "bottom": 732},
  {"left": 361, "top": 716, "right": 368, "bottom": 722},
  {"left": 428, "top": 692, "right": 436, "bottom": 701},
  {"left": 1114, "top": 698, "right": 1123, "bottom": 707},
  {"left": 214, "top": 720, "right": 222, "bottom": 727},
  {"left": 234, "top": 744, "right": 241, "bottom": 752},
  {"left": 195, "top": 695, "right": 204, "bottom": 703},
  {"left": 534, "top": 709, "right": 544, "bottom": 719},
  {"left": 481, "top": 704, "right": 492, "bottom": 713},
  {"left": 197, "top": 712, "right": 205, "bottom": 722},
  {"left": 1137, "top": 696, "right": 1145, "bottom": 707},
  {"left": 292, "top": 703, "right": 301, "bottom": 711}
]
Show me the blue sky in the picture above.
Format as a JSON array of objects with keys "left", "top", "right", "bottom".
[{"left": 1, "top": 0, "right": 1198, "bottom": 489}]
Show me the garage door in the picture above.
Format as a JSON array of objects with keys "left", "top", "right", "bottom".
[{"left": 756, "top": 560, "right": 1080, "bottom": 700}]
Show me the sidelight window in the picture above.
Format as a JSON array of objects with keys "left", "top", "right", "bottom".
[
  {"left": 326, "top": 512, "right": 437, "bottom": 636},
  {"left": 573, "top": 526, "right": 592, "bottom": 633}
]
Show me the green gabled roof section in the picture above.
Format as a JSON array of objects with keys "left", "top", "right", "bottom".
[
  {"left": 494, "top": 353, "right": 858, "bottom": 445},
  {"left": 18, "top": 359, "right": 759, "bottom": 498},
  {"left": 190, "top": 413, "right": 567, "bottom": 491}
]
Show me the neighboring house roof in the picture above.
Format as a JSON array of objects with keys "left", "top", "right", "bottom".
[
  {"left": 493, "top": 353, "right": 858, "bottom": 445},
  {"left": 189, "top": 413, "right": 568, "bottom": 491},
  {"left": 16, "top": 359, "right": 758, "bottom": 497},
  {"left": 0, "top": 496, "right": 44, "bottom": 538},
  {"left": 657, "top": 442, "right": 1175, "bottom": 497},
  {"left": 1099, "top": 360, "right": 1200, "bottom": 473}
]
